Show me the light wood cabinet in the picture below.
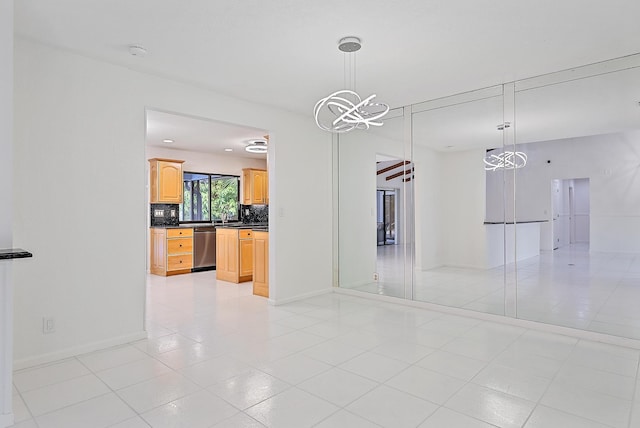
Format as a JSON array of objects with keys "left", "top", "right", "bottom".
[
  {"left": 239, "top": 230, "right": 254, "bottom": 279},
  {"left": 242, "top": 168, "right": 268, "bottom": 205},
  {"left": 150, "top": 227, "right": 193, "bottom": 276},
  {"left": 253, "top": 230, "right": 269, "bottom": 297},
  {"left": 149, "top": 158, "right": 184, "bottom": 203},
  {"left": 215, "top": 228, "right": 238, "bottom": 282},
  {"left": 216, "top": 228, "right": 253, "bottom": 283}
]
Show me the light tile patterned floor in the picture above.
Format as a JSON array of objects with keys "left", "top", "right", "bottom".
[{"left": 9, "top": 271, "right": 640, "bottom": 427}]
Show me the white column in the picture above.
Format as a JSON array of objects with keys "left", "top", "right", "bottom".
[{"left": 0, "top": 0, "right": 14, "bottom": 427}]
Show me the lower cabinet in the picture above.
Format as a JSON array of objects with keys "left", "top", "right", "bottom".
[
  {"left": 253, "top": 231, "right": 269, "bottom": 297},
  {"left": 216, "top": 228, "right": 253, "bottom": 283},
  {"left": 150, "top": 228, "right": 193, "bottom": 276}
]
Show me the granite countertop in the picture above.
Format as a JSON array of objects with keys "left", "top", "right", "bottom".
[
  {"left": 216, "top": 223, "right": 269, "bottom": 231},
  {"left": 0, "top": 248, "right": 33, "bottom": 260},
  {"left": 151, "top": 222, "right": 268, "bottom": 230},
  {"left": 150, "top": 223, "right": 210, "bottom": 229},
  {"left": 484, "top": 220, "right": 548, "bottom": 225}
]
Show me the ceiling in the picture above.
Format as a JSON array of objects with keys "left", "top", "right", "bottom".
[
  {"left": 14, "top": 1, "right": 640, "bottom": 118},
  {"left": 14, "top": 0, "right": 640, "bottom": 156},
  {"left": 146, "top": 110, "right": 268, "bottom": 158}
]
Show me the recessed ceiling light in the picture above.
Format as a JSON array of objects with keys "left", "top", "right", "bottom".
[
  {"left": 162, "top": 139, "right": 174, "bottom": 144},
  {"left": 224, "top": 148, "right": 233, "bottom": 152},
  {"left": 245, "top": 139, "right": 268, "bottom": 153}
]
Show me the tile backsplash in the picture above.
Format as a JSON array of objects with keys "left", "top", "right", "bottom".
[
  {"left": 150, "top": 203, "right": 180, "bottom": 226},
  {"left": 241, "top": 204, "right": 268, "bottom": 223}
]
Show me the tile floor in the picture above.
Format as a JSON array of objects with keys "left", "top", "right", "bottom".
[
  {"left": 9, "top": 271, "right": 640, "bottom": 427},
  {"left": 354, "top": 243, "right": 640, "bottom": 340}
]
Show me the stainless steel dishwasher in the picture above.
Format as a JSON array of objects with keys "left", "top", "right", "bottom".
[{"left": 193, "top": 226, "right": 216, "bottom": 272}]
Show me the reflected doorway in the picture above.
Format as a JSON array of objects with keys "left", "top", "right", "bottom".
[
  {"left": 552, "top": 178, "right": 590, "bottom": 249},
  {"left": 377, "top": 189, "right": 397, "bottom": 245}
]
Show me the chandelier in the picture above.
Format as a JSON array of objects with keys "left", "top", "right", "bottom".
[
  {"left": 484, "top": 151, "right": 528, "bottom": 171},
  {"left": 314, "top": 37, "right": 389, "bottom": 133}
]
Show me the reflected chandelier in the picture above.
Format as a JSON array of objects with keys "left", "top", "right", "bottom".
[
  {"left": 484, "top": 151, "right": 528, "bottom": 171},
  {"left": 314, "top": 37, "right": 389, "bottom": 133}
]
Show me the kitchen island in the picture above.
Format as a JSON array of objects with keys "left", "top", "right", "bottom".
[{"left": 215, "top": 224, "right": 268, "bottom": 295}]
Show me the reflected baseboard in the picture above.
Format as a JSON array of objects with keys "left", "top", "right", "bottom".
[{"left": 334, "top": 287, "right": 640, "bottom": 350}]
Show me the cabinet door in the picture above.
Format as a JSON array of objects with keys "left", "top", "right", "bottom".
[
  {"left": 158, "top": 161, "right": 183, "bottom": 203},
  {"left": 150, "top": 228, "right": 166, "bottom": 275},
  {"left": 264, "top": 171, "right": 269, "bottom": 204},
  {"left": 253, "top": 232, "right": 269, "bottom": 297},
  {"left": 252, "top": 170, "right": 266, "bottom": 204},
  {"left": 239, "top": 238, "right": 254, "bottom": 277},
  {"left": 242, "top": 169, "right": 251, "bottom": 205},
  {"left": 216, "top": 229, "right": 238, "bottom": 282},
  {"left": 216, "top": 231, "right": 229, "bottom": 272}
]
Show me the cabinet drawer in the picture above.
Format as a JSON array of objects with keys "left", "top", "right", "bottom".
[
  {"left": 167, "top": 254, "right": 193, "bottom": 270},
  {"left": 167, "top": 228, "right": 193, "bottom": 238},
  {"left": 167, "top": 238, "right": 193, "bottom": 254},
  {"left": 239, "top": 230, "right": 253, "bottom": 239}
]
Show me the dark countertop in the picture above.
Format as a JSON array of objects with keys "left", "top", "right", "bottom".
[
  {"left": 150, "top": 223, "right": 211, "bottom": 229},
  {"left": 0, "top": 248, "right": 33, "bottom": 260},
  {"left": 151, "top": 222, "right": 268, "bottom": 230},
  {"left": 484, "top": 220, "right": 548, "bottom": 224},
  {"left": 216, "top": 223, "right": 269, "bottom": 231}
]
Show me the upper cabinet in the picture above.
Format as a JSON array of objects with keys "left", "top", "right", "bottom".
[
  {"left": 149, "top": 158, "right": 184, "bottom": 203},
  {"left": 242, "top": 168, "right": 268, "bottom": 205}
]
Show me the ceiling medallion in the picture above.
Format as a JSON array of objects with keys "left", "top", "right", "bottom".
[{"left": 314, "top": 37, "right": 389, "bottom": 133}]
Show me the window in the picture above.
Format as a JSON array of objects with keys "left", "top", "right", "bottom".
[{"left": 180, "top": 172, "right": 239, "bottom": 222}]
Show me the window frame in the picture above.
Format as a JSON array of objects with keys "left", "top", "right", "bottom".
[{"left": 180, "top": 171, "right": 240, "bottom": 224}]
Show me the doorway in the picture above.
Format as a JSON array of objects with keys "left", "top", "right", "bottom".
[
  {"left": 377, "top": 189, "right": 397, "bottom": 246},
  {"left": 552, "top": 178, "right": 590, "bottom": 249}
]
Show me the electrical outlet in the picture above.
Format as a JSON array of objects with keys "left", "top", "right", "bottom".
[
  {"left": 42, "top": 317, "right": 55, "bottom": 334},
  {"left": 373, "top": 272, "right": 379, "bottom": 281}
]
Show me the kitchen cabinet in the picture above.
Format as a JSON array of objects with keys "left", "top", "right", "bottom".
[
  {"left": 149, "top": 158, "right": 184, "bottom": 203},
  {"left": 253, "top": 230, "right": 269, "bottom": 297},
  {"left": 242, "top": 168, "right": 268, "bottom": 205},
  {"left": 216, "top": 228, "right": 253, "bottom": 283},
  {"left": 150, "top": 227, "right": 193, "bottom": 276}
]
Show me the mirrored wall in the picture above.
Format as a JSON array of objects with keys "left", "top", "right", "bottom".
[{"left": 335, "top": 54, "right": 640, "bottom": 340}]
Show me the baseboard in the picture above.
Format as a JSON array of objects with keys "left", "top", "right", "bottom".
[
  {"left": 14, "top": 330, "right": 147, "bottom": 371},
  {"left": 334, "top": 288, "right": 640, "bottom": 350},
  {"left": 0, "top": 412, "right": 14, "bottom": 428},
  {"left": 269, "top": 287, "right": 333, "bottom": 306}
]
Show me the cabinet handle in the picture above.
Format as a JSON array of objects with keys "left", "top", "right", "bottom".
[
  {"left": 179, "top": 260, "right": 182, "bottom": 263},
  {"left": 179, "top": 244, "right": 182, "bottom": 247}
]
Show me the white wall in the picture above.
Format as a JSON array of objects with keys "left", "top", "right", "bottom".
[
  {"left": 0, "top": 0, "right": 13, "bottom": 424},
  {"left": 12, "top": 38, "right": 333, "bottom": 366},
  {"left": 413, "top": 145, "right": 443, "bottom": 270},
  {"left": 573, "top": 178, "right": 590, "bottom": 243},
  {"left": 440, "top": 149, "right": 489, "bottom": 269},
  {"left": 0, "top": 0, "right": 10, "bottom": 250}
]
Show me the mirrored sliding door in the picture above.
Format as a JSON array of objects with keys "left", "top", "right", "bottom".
[
  {"left": 514, "top": 60, "right": 640, "bottom": 338},
  {"left": 411, "top": 87, "right": 507, "bottom": 315},
  {"left": 337, "top": 111, "right": 413, "bottom": 298}
]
